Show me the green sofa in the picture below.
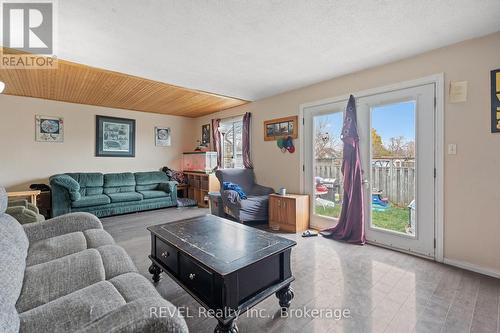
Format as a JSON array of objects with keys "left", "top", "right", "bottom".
[{"left": 50, "top": 171, "right": 177, "bottom": 217}]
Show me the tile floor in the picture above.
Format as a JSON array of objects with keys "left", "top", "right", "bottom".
[{"left": 103, "top": 207, "right": 500, "bottom": 333}]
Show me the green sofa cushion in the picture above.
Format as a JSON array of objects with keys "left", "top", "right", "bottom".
[
  {"left": 66, "top": 173, "right": 104, "bottom": 196},
  {"left": 107, "top": 192, "right": 143, "bottom": 203},
  {"left": 84, "top": 187, "right": 104, "bottom": 196},
  {"left": 138, "top": 190, "right": 168, "bottom": 199},
  {"left": 67, "top": 173, "right": 104, "bottom": 187},
  {"left": 104, "top": 173, "right": 136, "bottom": 194},
  {"left": 134, "top": 171, "right": 169, "bottom": 191},
  {"left": 71, "top": 195, "right": 110, "bottom": 208}
]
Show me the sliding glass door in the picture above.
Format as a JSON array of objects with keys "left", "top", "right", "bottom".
[{"left": 304, "top": 84, "right": 436, "bottom": 258}]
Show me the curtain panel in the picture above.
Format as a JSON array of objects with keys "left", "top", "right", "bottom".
[
  {"left": 211, "top": 118, "right": 222, "bottom": 168},
  {"left": 242, "top": 112, "right": 253, "bottom": 169}
]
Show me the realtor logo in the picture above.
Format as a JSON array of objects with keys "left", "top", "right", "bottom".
[
  {"left": 1, "top": 0, "right": 57, "bottom": 68},
  {"left": 3, "top": 2, "right": 53, "bottom": 53}
]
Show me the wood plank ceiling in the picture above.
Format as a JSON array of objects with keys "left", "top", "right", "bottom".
[{"left": 0, "top": 48, "right": 248, "bottom": 117}]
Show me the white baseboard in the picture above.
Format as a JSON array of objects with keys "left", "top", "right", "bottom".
[{"left": 443, "top": 257, "right": 500, "bottom": 279}]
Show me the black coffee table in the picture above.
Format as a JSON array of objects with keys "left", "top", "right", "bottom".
[{"left": 148, "top": 214, "right": 296, "bottom": 333}]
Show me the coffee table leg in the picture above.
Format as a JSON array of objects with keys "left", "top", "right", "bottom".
[
  {"left": 148, "top": 263, "right": 161, "bottom": 283},
  {"left": 214, "top": 319, "right": 238, "bottom": 333},
  {"left": 276, "top": 284, "right": 294, "bottom": 310}
]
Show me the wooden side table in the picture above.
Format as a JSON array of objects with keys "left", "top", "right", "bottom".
[
  {"left": 177, "top": 184, "right": 188, "bottom": 198},
  {"left": 7, "top": 190, "right": 41, "bottom": 207},
  {"left": 269, "top": 194, "right": 309, "bottom": 233}
]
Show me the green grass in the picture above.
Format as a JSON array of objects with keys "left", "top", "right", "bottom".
[{"left": 315, "top": 203, "right": 410, "bottom": 234}]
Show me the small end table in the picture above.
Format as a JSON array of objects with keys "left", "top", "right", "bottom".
[
  {"left": 7, "top": 190, "right": 41, "bottom": 207},
  {"left": 269, "top": 194, "right": 310, "bottom": 233}
]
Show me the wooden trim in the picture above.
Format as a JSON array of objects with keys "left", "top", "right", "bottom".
[
  {"left": 0, "top": 47, "right": 248, "bottom": 118},
  {"left": 263, "top": 115, "right": 298, "bottom": 141}
]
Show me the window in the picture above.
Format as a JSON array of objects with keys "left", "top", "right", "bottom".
[{"left": 220, "top": 117, "right": 243, "bottom": 168}]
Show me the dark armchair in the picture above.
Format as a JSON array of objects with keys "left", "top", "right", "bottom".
[{"left": 215, "top": 168, "right": 274, "bottom": 223}]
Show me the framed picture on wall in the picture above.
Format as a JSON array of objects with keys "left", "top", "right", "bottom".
[
  {"left": 155, "top": 127, "right": 171, "bottom": 146},
  {"left": 35, "top": 115, "right": 64, "bottom": 142},
  {"left": 491, "top": 68, "right": 500, "bottom": 133},
  {"left": 96, "top": 115, "right": 135, "bottom": 157},
  {"left": 263, "top": 115, "right": 298, "bottom": 141},
  {"left": 201, "top": 123, "right": 210, "bottom": 145}
]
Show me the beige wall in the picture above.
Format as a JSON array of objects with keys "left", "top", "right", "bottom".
[
  {"left": 0, "top": 95, "right": 195, "bottom": 191},
  {"left": 195, "top": 32, "right": 500, "bottom": 273}
]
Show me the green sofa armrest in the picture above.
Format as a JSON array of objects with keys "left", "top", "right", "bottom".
[
  {"left": 158, "top": 181, "right": 178, "bottom": 204},
  {"left": 49, "top": 174, "right": 81, "bottom": 201},
  {"left": 158, "top": 181, "right": 178, "bottom": 193}
]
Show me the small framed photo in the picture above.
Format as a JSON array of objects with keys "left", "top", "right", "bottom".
[
  {"left": 96, "top": 115, "right": 135, "bottom": 157},
  {"left": 201, "top": 124, "right": 210, "bottom": 145},
  {"left": 155, "top": 127, "right": 171, "bottom": 147},
  {"left": 36, "top": 115, "right": 64, "bottom": 142}
]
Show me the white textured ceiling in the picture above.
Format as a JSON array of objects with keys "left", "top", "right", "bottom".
[{"left": 58, "top": 0, "right": 500, "bottom": 101}]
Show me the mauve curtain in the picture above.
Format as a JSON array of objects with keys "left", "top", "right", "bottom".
[
  {"left": 321, "top": 95, "right": 366, "bottom": 244},
  {"left": 242, "top": 112, "right": 253, "bottom": 169},
  {"left": 211, "top": 118, "right": 222, "bottom": 168}
]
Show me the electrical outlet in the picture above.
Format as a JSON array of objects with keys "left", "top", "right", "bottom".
[{"left": 447, "top": 144, "right": 457, "bottom": 155}]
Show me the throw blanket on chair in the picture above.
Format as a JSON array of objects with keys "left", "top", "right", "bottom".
[{"left": 223, "top": 182, "right": 247, "bottom": 200}]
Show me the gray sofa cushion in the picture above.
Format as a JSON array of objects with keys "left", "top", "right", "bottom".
[
  {"left": 72, "top": 194, "right": 111, "bottom": 208},
  {"left": 83, "top": 229, "right": 115, "bottom": 248},
  {"left": 96, "top": 245, "right": 138, "bottom": 279},
  {"left": 0, "top": 187, "right": 7, "bottom": 213},
  {"left": 109, "top": 272, "right": 161, "bottom": 302},
  {"left": 0, "top": 188, "right": 29, "bottom": 333},
  {"left": 26, "top": 232, "right": 87, "bottom": 266},
  {"left": 19, "top": 281, "right": 126, "bottom": 333},
  {"left": 76, "top": 297, "right": 188, "bottom": 333},
  {"left": 16, "top": 249, "right": 106, "bottom": 313},
  {"left": 23, "top": 212, "right": 103, "bottom": 243},
  {"left": 25, "top": 229, "right": 116, "bottom": 266}
]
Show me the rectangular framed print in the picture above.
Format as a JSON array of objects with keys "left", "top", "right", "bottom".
[
  {"left": 155, "top": 127, "right": 171, "bottom": 146},
  {"left": 491, "top": 69, "right": 500, "bottom": 133},
  {"left": 36, "top": 115, "right": 64, "bottom": 142},
  {"left": 96, "top": 115, "right": 135, "bottom": 157},
  {"left": 263, "top": 115, "right": 298, "bottom": 141},
  {"left": 201, "top": 123, "right": 210, "bottom": 145}
]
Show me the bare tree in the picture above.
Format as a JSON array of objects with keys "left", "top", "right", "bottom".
[{"left": 314, "top": 120, "right": 342, "bottom": 159}]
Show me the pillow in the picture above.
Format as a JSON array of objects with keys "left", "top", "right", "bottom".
[{"left": 223, "top": 182, "right": 247, "bottom": 200}]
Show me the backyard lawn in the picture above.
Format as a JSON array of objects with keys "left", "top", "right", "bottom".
[{"left": 315, "top": 203, "right": 410, "bottom": 233}]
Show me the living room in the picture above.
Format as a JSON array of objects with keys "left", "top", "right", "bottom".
[{"left": 1, "top": 1, "right": 500, "bottom": 333}]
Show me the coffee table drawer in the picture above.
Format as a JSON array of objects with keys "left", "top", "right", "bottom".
[
  {"left": 179, "top": 254, "right": 213, "bottom": 303},
  {"left": 155, "top": 238, "right": 178, "bottom": 274}
]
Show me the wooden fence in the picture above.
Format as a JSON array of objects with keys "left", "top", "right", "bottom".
[{"left": 315, "top": 159, "right": 415, "bottom": 206}]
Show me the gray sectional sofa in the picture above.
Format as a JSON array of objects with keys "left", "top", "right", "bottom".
[{"left": 0, "top": 187, "right": 188, "bottom": 333}]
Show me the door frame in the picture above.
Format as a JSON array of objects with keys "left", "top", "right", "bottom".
[{"left": 299, "top": 74, "right": 444, "bottom": 262}]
